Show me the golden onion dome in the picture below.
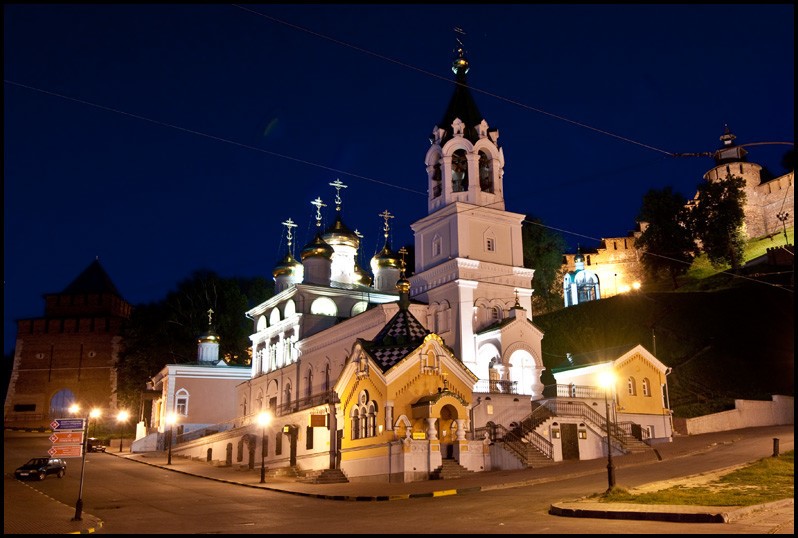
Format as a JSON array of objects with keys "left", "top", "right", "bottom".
[
  {"left": 300, "top": 233, "right": 334, "bottom": 261},
  {"left": 322, "top": 215, "right": 360, "bottom": 249},
  {"left": 354, "top": 262, "right": 372, "bottom": 287},
  {"left": 273, "top": 251, "right": 303, "bottom": 278},
  {"left": 395, "top": 278, "right": 411, "bottom": 295},
  {"left": 371, "top": 242, "right": 401, "bottom": 270},
  {"left": 198, "top": 329, "right": 220, "bottom": 344}
]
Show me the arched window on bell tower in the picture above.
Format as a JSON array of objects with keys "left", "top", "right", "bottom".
[
  {"left": 478, "top": 150, "right": 493, "bottom": 193},
  {"left": 432, "top": 160, "right": 442, "bottom": 198},
  {"left": 451, "top": 149, "right": 468, "bottom": 192}
]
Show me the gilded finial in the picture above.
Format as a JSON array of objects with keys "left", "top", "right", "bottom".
[
  {"left": 310, "top": 197, "right": 326, "bottom": 228},
  {"left": 329, "top": 179, "right": 347, "bottom": 212},
  {"left": 281, "top": 217, "right": 297, "bottom": 255},
  {"left": 379, "top": 209, "right": 394, "bottom": 240},
  {"left": 207, "top": 308, "right": 214, "bottom": 327},
  {"left": 398, "top": 246, "right": 408, "bottom": 278}
]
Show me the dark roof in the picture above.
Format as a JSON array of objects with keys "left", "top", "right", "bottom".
[
  {"left": 361, "top": 307, "right": 430, "bottom": 373},
  {"left": 437, "top": 51, "right": 484, "bottom": 145},
  {"left": 550, "top": 343, "right": 641, "bottom": 373},
  {"left": 60, "top": 259, "right": 122, "bottom": 297}
]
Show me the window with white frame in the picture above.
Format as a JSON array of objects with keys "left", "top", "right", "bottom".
[
  {"left": 175, "top": 389, "right": 189, "bottom": 416},
  {"left": 310, "top": 297, "right": 337, "bottom": 316},
  {"left": 351, "top": 390, "right": 379, "bottom": 440},
  {"left": 642, "top": 377, "right": 651, "bottom": 397},
  {"left": 627, "top": 376, "right": 637, "bottom": 396},
  {"left": 432, "top": 235, "right": 442, "bottom": 257}
]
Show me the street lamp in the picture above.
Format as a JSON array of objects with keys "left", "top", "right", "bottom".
[
  {"left": 70, "top": 406, "right": 101, "bottom": 521},
  {"left": 776, "top": 211, "right": 789, "bottom": 244},
  {"left": 166, "top": 413, "right": 177, "bottom": 465},
  {"left": 116, "top": 410, "right": 130, "bottom": 453},
  {"left": 598, "top": 371, "right": 616, "bottom": 491},
  {"left": 257, "top": 411, "right": 271, "bottom": 483}
]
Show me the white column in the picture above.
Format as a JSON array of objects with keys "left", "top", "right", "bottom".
[
  {"left": 454, "top": 419, "right": 466, "bottom": 441},
  {"left": 426, "top": 418, "right": 438, "bottom": 440}
]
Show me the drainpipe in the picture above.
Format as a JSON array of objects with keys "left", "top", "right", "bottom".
[{"left": 470, "top": 396, "right": 482, "bottom": 439}]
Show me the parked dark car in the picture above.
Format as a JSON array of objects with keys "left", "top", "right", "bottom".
[
  {"left": 14, "top": 458, "right": 67, "bottom": 481},
  {"left": 87, "top": 438, "right": 106, "bottom": 452}
]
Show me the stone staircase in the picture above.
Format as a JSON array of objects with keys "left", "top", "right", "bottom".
[
  {"left": 263, "top": 465, "right": 301, "bottom": 479},
  {"left": 297, "top": 468, "right": 349, "bottom": 484},
  {"left": 430, "top": 458, "right": 475, "bottom": 480}
]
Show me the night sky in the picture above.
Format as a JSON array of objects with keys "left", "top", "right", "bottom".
[{"left": 4, "top": 4, "right": 794, "bottom": 355}]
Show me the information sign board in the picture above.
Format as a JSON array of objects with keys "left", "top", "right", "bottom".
[
  {"left": 51, "top": 418, "right": 85, "bottom": 431},
  {"left": 48, "top": 445, "right": 83, "bottom": 458},
  {"left": 49, "top": 431, "right": 84, "bottom": 444}
]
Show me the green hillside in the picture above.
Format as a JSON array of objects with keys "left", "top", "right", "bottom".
[{"left": 535, "top": 279, "right": 794, "bottom": 418}]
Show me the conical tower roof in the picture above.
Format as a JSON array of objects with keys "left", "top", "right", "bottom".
[
  {"left": 437, "top": 40, "right": 483, "bottom": 145},
  {"left": 61, "top": 258, "right": 122, "bottom": 296}
]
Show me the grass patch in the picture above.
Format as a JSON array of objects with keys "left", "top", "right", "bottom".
[{"left": 593, "top": 450, "right": 793, "bottom": 507}]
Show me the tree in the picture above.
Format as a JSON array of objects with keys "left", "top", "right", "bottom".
[
  {"left": 690, "top": 173, "right": 747, "bottom": 272},
  {"left": 115, "top": 271, "right": 272, "bottom": 412},
  {"left": 522, "top": 217, "right": 567, "bottom": 314},
  {"left": 634, "top": 186, "right": 697, "bottom": 289}
]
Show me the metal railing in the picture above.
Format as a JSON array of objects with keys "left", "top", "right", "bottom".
[{"left": 472, "top": 379, "right": 519, "bottom": 395}]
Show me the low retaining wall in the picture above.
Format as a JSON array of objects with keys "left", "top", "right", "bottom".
[{"left": 673, "top": 395, "right": 794, "bottom": 435}]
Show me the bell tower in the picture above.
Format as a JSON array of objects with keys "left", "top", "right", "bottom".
[{"left": 408, "top": 34, "right": 543, "bottom": 398}]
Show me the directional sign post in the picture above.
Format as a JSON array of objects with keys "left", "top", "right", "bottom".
[
  {"left": 50, "top": 431, "right": 84, "bottom": 445},
  {"left": 51, "top": 418, "right": 85, "bottom": 431},
  {"left": 48, "top": 445, "right": 83, "bottom": 458}
]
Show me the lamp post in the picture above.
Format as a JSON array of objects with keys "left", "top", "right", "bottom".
[
  {"left": 776, "top": 211, "right": 789, "bottom": 244},
  {"left": 598, "top": 371, "right": 616, "bottom": 491},
  {"left": 257, "top": 411, "right": 271, "bottom": 483},
  {"left": 166, "top": 413, "right": 177, "bottom": 465},
  {"left": 70, "top": 405, "right": 101, "bottom": 521},
  {"left": 116, "top": 410, "right": 130, "bottom": 453}
]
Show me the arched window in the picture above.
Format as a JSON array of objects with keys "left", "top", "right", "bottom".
[
  {"left": 368, "top": 402, "right": 378, "bottom": 437},
  {"left": 351, "top": 301, "right": 368, "bottom": 316},
  {"left": 451, "top": 149, "right": 468, "bottom": 192},
  {"left": 491, "top": 306, "right": 501, "bottom": 322},
  {"left": 432, "top": 235, "right": 442, "bottom": 257},
  {"left": 432, "top": 160, "right": 442, "bottom": 198},
  {"left": 627, "top": 376, "right": 637, "bottom": 396},
  {"left": 175, "top": 388, "right": 189, "bottom": 416},
  {"left": 49, "top": 389, "right": 76, "bottom": 419},
  {"left": 324, "top": 364, "right": 331, "bottom": 392},
  {"left": 351, "top": 390, "right": 379, "bottom": 440},
  {"left": 284, "top": 383, "right": 292, "bottom": 408},
  {"left": 642, "top": 378, "right": 651, "bottom": 397},
  {"left": 478, "top": 150, "right": 493, "bottom": 193},
  {"left": 351, "top": 408, "right": 360, "bottom": 440},
  {"left": 306, "top": 368, "right": 313, "bottom": 399},
  {"left": 269, "top": 308, "right": 280, "bottom": 325},
  {"left": 310, "top": 297, "right": 337, "bottom": 316}
]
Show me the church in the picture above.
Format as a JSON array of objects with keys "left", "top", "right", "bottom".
[{"left": 158, "top": 42, "right": 672, "bottom": 482}]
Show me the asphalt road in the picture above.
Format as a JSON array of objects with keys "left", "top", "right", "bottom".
[{"left": 4, "top": 425, "right": 794, "bottom": 534}]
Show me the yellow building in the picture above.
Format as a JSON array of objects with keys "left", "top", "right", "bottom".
[{"left": 547, "top": 344, "right": 673, "bottom": 462}]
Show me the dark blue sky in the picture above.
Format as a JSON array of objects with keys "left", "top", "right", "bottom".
[{"left": 4, "top": 4, "right": 794, "bottom": 354}]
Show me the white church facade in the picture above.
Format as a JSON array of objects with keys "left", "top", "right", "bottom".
[{"left": 154, "top": 42, "right": 672, "bottom": 482}]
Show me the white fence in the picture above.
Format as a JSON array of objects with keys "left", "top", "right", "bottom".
[{"left": 673, "top": 395, "right": 794, "bottom": 435}]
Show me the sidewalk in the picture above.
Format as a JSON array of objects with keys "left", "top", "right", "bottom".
[{"left": 4, "top": 425, "right": 794, "bottom": 534}]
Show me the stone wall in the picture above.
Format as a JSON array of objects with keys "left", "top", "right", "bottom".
[{"left": 672, "top": 395, "right": 794, "bottom": 435}]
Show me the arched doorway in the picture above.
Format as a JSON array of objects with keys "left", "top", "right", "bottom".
[{"left": 439, "top": 404, "right": 458, "bottom": 459}]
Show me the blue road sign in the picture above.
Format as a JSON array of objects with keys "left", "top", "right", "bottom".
[{"left": 51, "top": 418, "right": 85, "bottom": 431}]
